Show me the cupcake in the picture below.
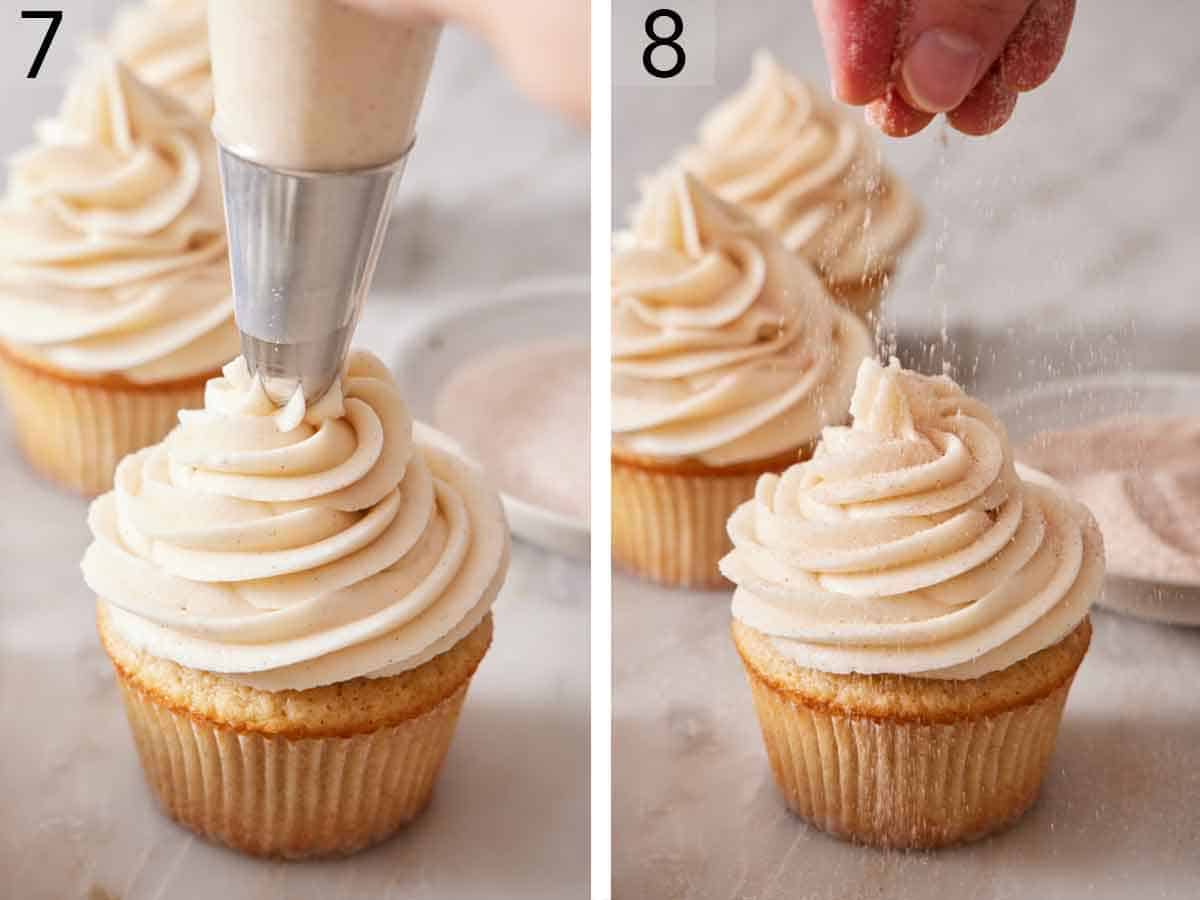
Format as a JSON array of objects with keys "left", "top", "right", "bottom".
[
  {"left": 0, "top": 55, "right": 237, "bottom": 494},
  {"left": 612, "top": 170, "right": 872, "bottom": 588},
  {"left": 82, "top": 350, "right": 510, "bottom": 858},
  {"left": 108, "top": 0, "right": 213, "bottom": 119},
  {"left": 671, "top": 51, "right": 921, "bottom": 320},
  {"left": 722, "top": 358, "right": 1104, "bottom": 848}
]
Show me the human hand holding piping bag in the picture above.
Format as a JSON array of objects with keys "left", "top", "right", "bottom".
[
  {"left": 813, "top": 0, "right": 1076, "bottom": 136},
  {"left": 343, "top": 0, "right": 590, "bottom": 128}
]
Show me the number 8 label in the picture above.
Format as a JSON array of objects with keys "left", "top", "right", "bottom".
[
  {"left": 614, "top": 0, "right": 713, "bottom": 87},
  {"left": 643, "top": 10, "right": 686, "bottom": 79}
]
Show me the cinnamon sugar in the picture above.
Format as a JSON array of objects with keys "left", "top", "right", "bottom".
[
  {"left": 1019, "top": 416, "right": 1200, "bottom": 585},
  {"left": 434, "top": 338, "right": 590, "bottom": 522}
]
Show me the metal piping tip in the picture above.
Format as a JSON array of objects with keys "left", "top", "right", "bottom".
[{"left": 217, "top": 144, "right": 410, "bottom": 405}]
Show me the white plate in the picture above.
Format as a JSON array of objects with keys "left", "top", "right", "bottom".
[
  {"left": 393, "top": 281, "right": 590, "bottom": 560},
  {"left": 995, "top": 372, "right": 1200, "bottom": 626}
]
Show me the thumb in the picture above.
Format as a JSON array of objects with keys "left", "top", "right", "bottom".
[{"left": 897, "top": 0, "right": 1032, "bottom": 114}]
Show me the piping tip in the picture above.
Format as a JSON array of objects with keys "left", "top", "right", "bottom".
[{"left": 217, "top": 143, "right": 409, "bottom": 405}]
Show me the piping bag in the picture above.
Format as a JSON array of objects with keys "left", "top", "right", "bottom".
[{"left": 207, "top": 0, "right": 440, "bottom": 403}]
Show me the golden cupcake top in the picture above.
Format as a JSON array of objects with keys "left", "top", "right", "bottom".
[
  {"left": 82, "top": 350, "right": 511, "bottom": 691},
  {"left": 612, "top": 168, "right": 872, "bottom": 466},
  {"left": 0, "top": 53, "right": 236, "bottom": 383},
  {"left": 674, "top": 51, "right": 921, "bottom": 288},
  {"left": 721, "top": 357, "right": 1105, "bottom": 678}
]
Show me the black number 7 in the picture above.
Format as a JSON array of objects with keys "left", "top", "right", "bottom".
[{"left": 23, "top": 10, "right": 63, "bottom": 79}]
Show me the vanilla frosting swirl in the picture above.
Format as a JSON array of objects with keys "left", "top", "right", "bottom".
[
  {"left": 613, "top": 169, "right": 872, "bottom": 466},
  {"left": 110, "top": 0, "right": 213, "bottom": 118},
  {"left": 81, "top": 350, "right": 510, "bottom": 691},
  {"left": 674, "top": 51, "right": 920, "bottom": 286},
  {"left": 0, "top": 54, "right": 235, "bottom": 383},
  {"left": 722, "top": 358, "right": 1104, "bottom": 679}
]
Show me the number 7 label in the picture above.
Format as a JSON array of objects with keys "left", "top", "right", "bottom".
[{"left": 22, "top": 10, "right": 63, "bottom": 79}]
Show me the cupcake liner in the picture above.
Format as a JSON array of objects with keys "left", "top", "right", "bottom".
[
  {"left": 0, "top": 346, "right": 206, "bottom": 495},
  {"left": 612, "top": 455, "right": 763, "bottom": 589},
  {"left": 114, "top": 665, "right": 473, "bottom": 859},
  {"left": 612, "top": 446, "right": 810, "bottom": 589},
  {"left": 736, "top": 628, "right": 1087, "bottom": 849}
]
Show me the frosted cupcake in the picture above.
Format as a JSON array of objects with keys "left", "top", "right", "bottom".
[
  {"left": 722, "top": 358, "right": 1104, "bottom": 848},
  {"left": 612, "top": 170, "right": 872, "bottom": 588},
  {"left": 0, "top": 56, "right": 236, "bottom": 494},
  {"left": 82, "top": 350, "right": 510, "bottom": 858},
  {"left": 673, "top": 51, "right": 921, "bottom": 319},
  {"left": 108, "top": 0, "right": 212, "bottom": 118}
]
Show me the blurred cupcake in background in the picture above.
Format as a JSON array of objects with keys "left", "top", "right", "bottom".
[
  {"left": 0, "top": 54, "right": 237, "bottom": 494},
  {"left": 612, "top": 169, "right": 871, "bottom": 588},
  {"left": 672, "top": 51, "right": 921, "bottom": 320},
  {"left": 108, "top": 0, "right": 212, "bottom": 119}
]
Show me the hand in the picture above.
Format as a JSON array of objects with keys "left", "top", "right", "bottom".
[
  {"left": 344, "top": 0, "right": 590, "bottom": 129},
  {"left": 812, "top": 0, "right": 1076, "bottom": 137}
]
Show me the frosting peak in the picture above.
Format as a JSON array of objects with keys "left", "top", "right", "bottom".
[
  {"left": 0, "top": 54, "right": 235, "bottom": 382},
  {"left": 848, "top": 356, "right": 920, "bottom": 440},
  {"left": 612, "top": 169, "right": 872, "bottom": 466},
  {"left": 722, "top": 358, "right": 1104, "bottom": 679},
  {"left": 109, "top": 0, "right": 213, "bottom": 119},
  {"left": 201, "top": 356, "right": 348, "bottom": 433},
  {"left": 676, "top": 51, "right": 920, "bottom": 286},
  {"left": 19, "top": 56, "right": 222, "bottom": 243},
  {"left": 82, "top": 350, "right": 510, "bottom": 691}
]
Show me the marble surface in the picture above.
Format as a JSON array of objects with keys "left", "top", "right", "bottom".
[
  {"left": 1, "top": 501, "right": 589, "bottom": 900},
  {"left": 0, "top": 4, "right": 590, "bottom": 900},
  {"left": 613, "top": 1, "right": 1200, "bottom": 897},
  {"left": 613, "top": 578, "right": 1200, "bottom": 900}
]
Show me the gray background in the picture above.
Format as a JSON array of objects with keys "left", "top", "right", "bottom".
[{"left": 613, "top": 1, "right": 1200, "bottom": 898}]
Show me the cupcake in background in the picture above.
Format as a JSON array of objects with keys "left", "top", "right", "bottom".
[
  {"left": 0, "top": 54, "right": 237, "bottom": 494},
  {"left": 612, "top": 170, "right": 872, "bottom": 588},
  {"left": 672, "top": 51, "right": 921, "bottom": 320},
  {"left": 83, "top": 350, "right": 510, "bottom": 858},
  {"left": 723, "top": 357, "right": 1104, "bottom": 848},
  {"left": 108, "top": 0, "right": 212, "bottom": 119}
]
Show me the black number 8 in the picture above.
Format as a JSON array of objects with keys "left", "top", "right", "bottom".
[{"left": 643, "top": 9, "right": 685, "bottom": 79}]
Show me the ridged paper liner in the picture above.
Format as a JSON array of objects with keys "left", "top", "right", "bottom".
[
  {"left": 0, "top": 347, "right": 206, "bottom": 495},
  {"left": 741, "top": 662, "right": 1077, "bottom": 849},
  {"left": 612, "top": 457, "right": 762, "bottom": 589},
  {"left": 114, "top": 670, "right": 471, "bottom": 859}
]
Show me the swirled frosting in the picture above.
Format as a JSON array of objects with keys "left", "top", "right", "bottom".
[
  {"left": 722, "top": 358, "right": 1104, "bottom": 679},
  {"left": 612, "top": 169, "right": 872, "bottom": 466},
  {"left": 673, "top": 51, "right": 920, "bottom": 286},
  {"left": 0, "top": 54, "right": 236, "bottom": 383},
  {"left": 109, "top": 0, "right": 213, "bottom": 119},
  {"left": 81, "top": 350, "right": 510, "bottom": 692}
]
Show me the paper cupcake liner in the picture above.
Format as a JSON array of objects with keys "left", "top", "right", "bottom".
[
  {"left": 0, "top": 348, "right": 205, "bottom": 495},
  {"left": 612, "top": 456, "right": 764, "bottom": 589},
  {"left": 114, "top": 670, "right": 471, "bottom": 859},
  {"left": 741, "top": 662, "right": 1076, "bottom": 849}
]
